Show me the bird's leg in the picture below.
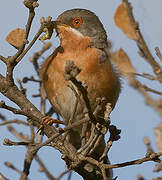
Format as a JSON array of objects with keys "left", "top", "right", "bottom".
[{"left": 37, "top": 116, "right": 64, "bottom": 134}]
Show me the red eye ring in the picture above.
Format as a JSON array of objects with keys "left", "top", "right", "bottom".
[{"left": 72, "top": 17, "right": 83, "bottom": 28}]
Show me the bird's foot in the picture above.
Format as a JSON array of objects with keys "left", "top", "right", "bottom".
[{"left": 37, "top": 116, "right": 64, "bottom": 134}]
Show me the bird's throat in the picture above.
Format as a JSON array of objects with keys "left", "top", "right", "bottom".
[{"left": 57, "top": 26, "right": 92, "bottom": 51}]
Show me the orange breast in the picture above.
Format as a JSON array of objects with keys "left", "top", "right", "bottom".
[{"left": 41, "top": 45, "right": 120, "bottom": 123}]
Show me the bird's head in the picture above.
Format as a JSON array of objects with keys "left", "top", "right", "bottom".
[{"left": 53, "top": 9, "right": 108, "bottom": 49}]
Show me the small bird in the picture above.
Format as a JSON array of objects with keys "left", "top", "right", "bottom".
[{"left": 40, "top": 8, "right": 121, "bottom": 177}]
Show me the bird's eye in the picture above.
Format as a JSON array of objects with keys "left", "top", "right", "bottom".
[{"left": 72, "top": 17, "right": 83, "bottom": 27}]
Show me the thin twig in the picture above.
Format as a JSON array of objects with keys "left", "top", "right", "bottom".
[
  {"left": 23, "top": 76, "right": 41, "bottom": 83},
  {"left": 16, "top": 16, "right": 54, "bottom": 65},
  {"left": 82, "top": 133, "right": 100, "bottom": 156},
  {"left": 99, "top": 140, "right": 113, "bottom": 161},
  {"left": 88, "top": 134, "right": 103, "bottom": 156},
  {"left": 24, "top": 0, "right": 38, "bottom": 40},
  {"left": 0, "top": 100, "right": 32, "bottom": 117},
  {"left": 36, "top": 118, "right": 89, "bottom": 150},
  {"left": 32, "top": 94, "right": 41, "bottom": 97},
  {"left": 104, "top": 152, "right": 162, "bottom": 169},
  {"left": 85, "top": 151, "right": 162, "bottom": 170},
  {"left": 10, "top": 0, "right": 37, "bottom": 63},
  {"left": 3, "top": 138, "right": 30, "bottom": 146},
  {"left": 78, "top": 123, "right": 95, "bottom": 154}
]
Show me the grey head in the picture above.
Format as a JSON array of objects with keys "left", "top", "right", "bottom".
[{"left": 56, "top": 8, "right": 108, "bottom": 50}]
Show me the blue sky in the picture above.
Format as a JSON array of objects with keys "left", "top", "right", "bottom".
[{"left": 0, "top": 0, "right": 162, "bottom": 179}]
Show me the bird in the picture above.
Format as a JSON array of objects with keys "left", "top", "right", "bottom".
[{"left": 40, "top": 8, "right": 121, "bottom": 178}]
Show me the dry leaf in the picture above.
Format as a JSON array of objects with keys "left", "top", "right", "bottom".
[
  {"left": 6, "top": 28, "right": 25, "bottom": 49},
  {"left": 111, "top": 48, "right": 136, "bottom": 75},
  {"left": 114, "top": 3, "right": 137, "bottom": 40}
]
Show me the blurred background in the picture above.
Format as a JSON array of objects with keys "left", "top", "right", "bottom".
[{"left": 0, "top": 0, "right": 162, "bottom": 179}]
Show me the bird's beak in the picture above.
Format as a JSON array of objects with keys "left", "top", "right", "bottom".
[{"left": 52, "top": 21, "right": 71, "bottom": 37}]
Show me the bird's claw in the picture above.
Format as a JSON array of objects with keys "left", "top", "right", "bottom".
[{"left": 37, "top": 116, "right": 64, "bottom": 135}]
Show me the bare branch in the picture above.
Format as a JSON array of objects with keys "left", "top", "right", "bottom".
[
  {"left": 10, "top": 0, "right": 38, "bottom": 63},
  {"left": 84, "top": 152, "right": 162, "bottom": 170},
  {"left": 104, "top": 152, "right": 162, "bottom": 169},
  {"left": 0, "top": 100, "right": 29, "bottom": 116},
  {"left": 3, "top": 138, "right": 30, "bottom": 146}
]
